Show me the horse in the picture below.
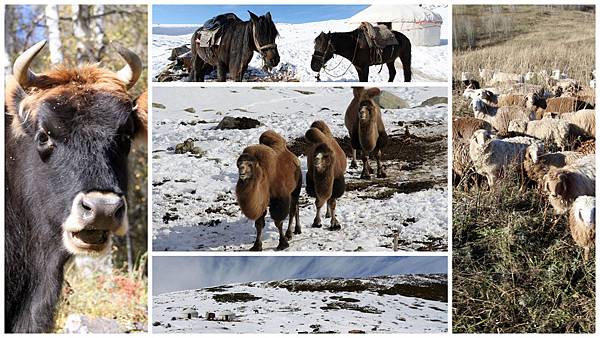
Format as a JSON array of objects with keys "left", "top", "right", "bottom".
[
  {"left": 310, "top": 30, "right": 412, "bottom": 82},
  {"left": 189, "top": 11, "right": 280, "bottom": 82}
]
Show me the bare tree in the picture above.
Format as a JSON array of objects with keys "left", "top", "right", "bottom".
[{"left": 45, "top": 5, "right": 63, "bottom": 64}]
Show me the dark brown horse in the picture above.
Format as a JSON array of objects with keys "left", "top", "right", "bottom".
[
  {"left": 311, "top": 30, "right": 411, "bottom": 82},
  {"left": 189, "top": 11, "right": 280, "bottom": 82}
]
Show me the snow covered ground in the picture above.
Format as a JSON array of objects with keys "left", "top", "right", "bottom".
[
  {"left": 152, "top": 274, "right": 448, "bottom": 333},
  {"left": 152, "top": 7, "right": 448, "bottom": 82},
  {"left": 152, "top": 86, "right": 448, "bottom": 252}
]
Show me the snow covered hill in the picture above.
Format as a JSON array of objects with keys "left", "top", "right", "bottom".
[
  {"left": 152, "top": 274, "right": 448, "bottom": 333},
  {"left": 152, "top": 7, "right": 447, "bottom": 82},
  {"left": 151, "top": 87, "right": 448, "bottom": 252}
]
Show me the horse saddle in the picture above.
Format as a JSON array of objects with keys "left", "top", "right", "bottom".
[
  {"left": 196, "top": 13, "right": 241, "bottom": 48},
  {"left": 358, "top": 22, "right": 399, "bottom": 49}
]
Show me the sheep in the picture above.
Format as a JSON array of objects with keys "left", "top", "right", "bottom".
[
  {"left": 452, "top": 117, "right": 492, "bottom": 180},
  {"left": 507, "top": 118, "right": 572, "bottom": 150},
  {"left": 523, "top": 143, "right": 584, "bottom": 187},
  {"left": 236, "top": 130, "right": 302, "bottom": 251},
  {"left": 345, "top": 87, "right": 388, "bottom": 178},
  {"left": 479, "top": 68, "right": 494, "bottom": 83},
  {"left": 497, "top": 93, "right": 527, "bottom": 107},
  {"left": 568, "top": 196, "right": 595, "bottom": 261},
  {"left": 469, "top": 129, "right": 540, "bottom": 187},
  {"left": 546, "top": 97, "right": 592, "bottom": 114},
  {"left": 497, "top": 92, "right": 547, "bottom": 118},
  {"left": 575, "top": 139, "right": 595, "bottom": 155},
  {"left": 543, "top": 155, "right": 595, "bottom": 214},
  {"left": 560, "top": 109, "right": 595, "bottom": 137},
  {"left": 490, "top": 71, "right": 524, "bottom": 85},
  {"left": 473, "top": 99, "right": 534, "bottom": 134},
  {"left": 305, "top": 121, "right": 347, "bottom": 230}
]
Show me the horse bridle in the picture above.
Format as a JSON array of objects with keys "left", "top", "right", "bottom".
[
  {"left": 251, "top": 23, "right": 277, "bottom": 58},
  {"left": 312, "top": 39, "right": 335, "bottom": 65}
]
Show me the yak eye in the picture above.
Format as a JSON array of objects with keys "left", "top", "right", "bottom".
[{"left": 35, "top": 130, "right": 54, "bottom": 162}]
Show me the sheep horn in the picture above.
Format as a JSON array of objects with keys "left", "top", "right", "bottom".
[
  {"left": 12, "top": 40, "right": 47, "bottom": 88},
  {"left": 112, "top": 42, "right": 142, "bottom": 89}
]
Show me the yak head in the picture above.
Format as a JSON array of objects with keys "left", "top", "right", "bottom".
[{"left": 5, "top": 40, "right": 147, "bottom": 255}]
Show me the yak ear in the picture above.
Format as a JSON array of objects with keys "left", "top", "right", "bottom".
[
  {"left": 6, "top": 78, "right": 33, "bottom": 137},
  {"left": 133, "top": 90, "right": 148, "bottom": 146},
  {"left": 366, "top": 87, "right": 381, "bottom": 98},
  {"left": 248, "top": 11, "right": 258, "bottom": 22}
]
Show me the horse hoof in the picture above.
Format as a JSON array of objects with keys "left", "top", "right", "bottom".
[
  {"left": 312, "top": 222, "right": 322, "bottom": 228},
  {"left": 249, "top": 243, "right": 263, "bottom": 251},
  {"left": 294, "top": 228, "right": 302, "bottom": 235},
  {"left": 350, "top": 162, "right": 358, "bottom": 169},
  {"left": 285, "top": 232, "right": 293, "bottom": 241},
  {"left": 377, "top": 171, "right": 387, "bottom": 178},
  {"left": 276, "top": 241, "right": 289, "bottom": 251}
]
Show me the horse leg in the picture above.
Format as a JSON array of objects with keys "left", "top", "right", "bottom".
[
  {"left": 387, "top": 62, "right": 396, "bottom": 82},
  {"left": 356, "top": 66, "right": 369, "bottom": 82},
  {"left": 216, "top": 62, "right": 227, "bottom": 82}
]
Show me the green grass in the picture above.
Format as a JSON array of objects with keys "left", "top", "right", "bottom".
[{"left": 452, "top": 173, "right": 595, "bottom": 333}]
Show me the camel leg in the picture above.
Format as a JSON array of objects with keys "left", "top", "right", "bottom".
[
  {"left": 286, "top": 197, "right": 300, "bottom": 240},
  {"left": 249, "top": 215, "right": 265, "bottom": 251},
  {"left": 325, "top": 203, "right": 331, "bottom": 218},
  {"left": 361, "top": 153, "right": 372, "bottom": 179},
  {"left": 376, "top": 149, "right": 387, "bottom": 178},
  {"left": 217, "top": 62, "right": 227, "bottom": 82},
  {"left": 275, "top": 220, "right": 289, "bottom": 251},
  {"left": 293, "top": 202, "right": 301, "bottom": 235},
  {"left": 328, "top": 199, "right": 341, "bottom": 231},
  {"left": 312, "top": 199, "right": 324, "bottom": 228},
  {"left": 386, "top": 61, "right": 396, "bottom": 82},
  {"left": 350, "top": 149, "right": 358, "bottom": 169}
]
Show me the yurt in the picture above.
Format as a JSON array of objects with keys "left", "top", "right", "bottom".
[{"left": 348, "top": 5, "right": 443, "bottom": 46}]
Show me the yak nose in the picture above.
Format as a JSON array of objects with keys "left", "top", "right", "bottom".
[{"left": 78, "top": 192, "right": 126, "bottom": 231}]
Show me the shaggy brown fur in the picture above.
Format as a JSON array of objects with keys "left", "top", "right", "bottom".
[
  {"left": 236, "top": 130, "right": 301, "bottom": 251},
  {"left": 305, "top": 121, "right": 347, "bottom": 230},
  {"left": 524, "top": 150, "right": 583, "bottom": 188},
  {"left": 452, "top": 117, "right": 491, "bottom": 186},
  {"left": 546, "top": 96, "right": 593, "bottom": 114},
  {"left": 345, "top": 87, "right": 388, "bottom": 178}
]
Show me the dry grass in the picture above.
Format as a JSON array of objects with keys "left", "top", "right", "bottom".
[
  {"left": 453, "top": 5, "right": 595, "bottom": 84},
  {"left": 452, "top": 166, "right": 595, "bottom": 333},
  {"left": 53, "top": 254, "right": 148, "bottom": 333}
]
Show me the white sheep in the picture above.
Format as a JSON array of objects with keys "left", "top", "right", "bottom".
[
  {"left": 469, "top": 129, "right": 540, "bottom": 187},
  {"left": 524, "top": 143, "right": 584, "bottom": 186},
  {"left": 543, "top": 155, "right": 595, "bottom": 214},
  {"left": 507, "top": 118, "right": 572, "bottom": 150},
  {"left": 473, "top": 98, "right": 534, "bottom": 134},
  {"left": 560, "top": 109, "right": 595, "bottom": 137},
  {"left": 569, "top": 195, "right": 595, "bottom": 261},
  {"left": 490, "top": 72, "right": 524, "bottom": 85}
]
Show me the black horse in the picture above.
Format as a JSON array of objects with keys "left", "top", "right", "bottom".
[
  {"left": 189, "top": 11, "right": 280, "bottom": 82},
  {"left": 311, "top": 30, "right": 412, "bottom": 82}
]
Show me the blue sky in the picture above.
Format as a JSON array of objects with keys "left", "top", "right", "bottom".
[
  {"left": 153, "top": 256, "right": 447, "bottom": 294},
  {"left": 153, "top": 5, "right": 368, "bottom": 25}
]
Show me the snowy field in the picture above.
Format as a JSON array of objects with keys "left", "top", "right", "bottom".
[
  {"left": 152, "top": 7, "right": 447, "bottom": 82},
  {"left": 152, "top": 274, "right": 448, "bottom": 333},
  {"left": 152, "top": 87, "right": 448, "bottom": 252}
]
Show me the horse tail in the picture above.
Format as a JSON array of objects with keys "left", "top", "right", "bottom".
[{"left": 396, "top": 31, "right": 412, "bottom": 82}]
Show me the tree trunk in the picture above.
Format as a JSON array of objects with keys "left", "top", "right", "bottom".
[
  {"left": 45, "top": 5, "right": 63, "bottom": 64},
  {"left": 92, "top": 5, "right": 107, "bottom": 61}
]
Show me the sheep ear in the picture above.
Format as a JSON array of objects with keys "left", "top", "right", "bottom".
[{"left": 366, "top": 87, "right": 381, "bottom": 98}]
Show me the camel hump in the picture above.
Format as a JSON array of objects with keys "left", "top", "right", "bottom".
[
  {"left": 309, "top": 120, "right": 333, "bottom": 136},
  {"left": 241, "top": 144, "right": 276, "bottom": 167},
  {"left": 259, "top": 130, "right": 287, "bottom": 150},
  {"left": 305, "top": 127, "right": 329, "bottom": 145}
]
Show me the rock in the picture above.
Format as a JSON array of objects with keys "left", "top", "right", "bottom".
[
  {"left": 215, "top": 116, "right": 261, "bottom": 130},
  {"left": 152, "top": 321, "right": 161, "bottom": 327},
  {"left": 348, "top": 329, "right": 366, "bottom": 334},
  {"left": 152, "top": 103, "right": 166, "bottom": 109},
  {"left": 63, "top": 314, "right": 124, "bottom": 333},
  {"left": 191, "top": 147, "right": 206, "bottom": 157},
  {"left": 165, "top": 323, "right": 171, "bottom": 328},
  {"left": 374, "top": 91, "right": 409, "bottom": 109},
  {"left": 418, "top": 96, "right": 448, "bottom": 107},
  {"left": 168, "top": 45, "right": 191, "bottom": 61},
  {"left": 183, "top": 107, "right": 196, "bottom": 113},
  {"left": 175, "top": 138, "right": 195, "bottom": 154}
]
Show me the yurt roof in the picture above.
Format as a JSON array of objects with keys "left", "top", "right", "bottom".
[{"left": 348, "top": 5, "right": 443, "bottom": 25}]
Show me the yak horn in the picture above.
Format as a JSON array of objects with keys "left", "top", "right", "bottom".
[
  {"left": 13, "top": 40, "right": 47, "bottom": 88},
  {"left": 112, "top": 42, "right": 142, "bottom": 89}
]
